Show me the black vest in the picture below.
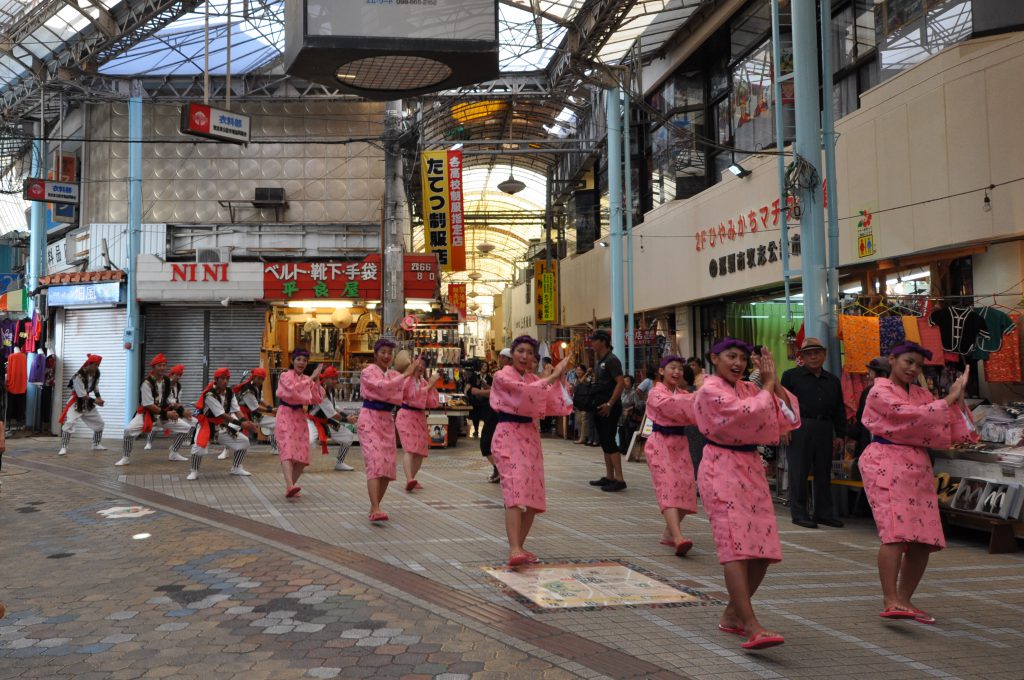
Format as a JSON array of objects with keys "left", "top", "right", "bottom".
[
  {"left": 142, "top": 375, "right": 171, "bottom": 412},
  {"left": 202, "top": 386, "right": 236, "bottom": 416}
]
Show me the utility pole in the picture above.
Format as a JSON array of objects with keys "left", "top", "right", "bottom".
[
  {"left": 792, "top": 0, "right": 828, "bottom": 343},
  {"left": 820, "top": 0, "right": 841, "bottom": 374},
  {"left": 606, "top": 87, "right": 624, "bottom": 356},
  {"left": 125, "top": 79, "right": 143, "bottom": 420},
  {"left": 622, "top": 90, "right": 635, "bottom": 378},
  {"left": 382, "top": 100, "right": 405, "bottom": 332}
]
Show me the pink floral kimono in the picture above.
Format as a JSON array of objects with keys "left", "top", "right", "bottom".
[
  {"left": 395, "top": 376, "right": 440, "bottom": 457},
  {"left": 860, "top": 378, "right": 977, "bottom": 551},
  {"left": 275, "top": 370, "right": 325, "bottom": 466},
  {"left": 489, "top": 365, "right": 573, "bottom": 512},
  {"left": 356, "top": 364, "right": 405, "bottom": 481},
  {"left": 694, "top": 375, "right": 801, "bottom": 564},
  {"left": 644, "top": 382, "right": 698, "bottom": 514}
]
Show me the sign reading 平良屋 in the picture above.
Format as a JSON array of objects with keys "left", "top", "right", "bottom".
[
  {"left": 179, "top": 103, "right": 251, "bottom": 145},
  {"left": 421, "top": 150, "right": 466, "bottom": 273}
]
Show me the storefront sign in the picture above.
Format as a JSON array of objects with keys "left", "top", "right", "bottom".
[
  {"left": 0, "top": 287, "right": 24, "bottom": 312},
  {"left": 23, "top": 178, "right": 79, "bottom": 205},
  {"left": 534, "top": 260, "right": 559, "bottom": 324},
  {"left": 170, "top": 263, "right": 230, "bottom": 283},
  {"left": 448, "top": 283, "right": 467, "bottom": 320},
  {"left": 263, "top": 254, "right": 438, "bottom": 301},
  {"left": 420, "top": 150, "right": 466, "bottom": 272},
  {"left": 47, "top": 241, "right": 74, "bottom": 274},
  {"left": 707, "top": 238, "right": 797, "bottom": 279},
  {"left": 179, "top": 103, "right": 251, "bottom": 144},
  {"left": 694, "top": 196, "right": 798, "bottom": 252},
  {"left": 0, "top": 273, "right": 19, "bottom": 293},
  {"left": 857, "top": 206, "right": 877, "bottom": 258},
  {"left": 48, "top": 282, "right": 122, "bottom": 307}
]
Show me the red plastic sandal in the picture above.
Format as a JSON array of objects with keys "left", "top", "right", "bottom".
[
  {"left": 718, "top": 624, "right": 746, "bottom": 636},
  {"left": 368, "top": 512, "right": 389, "bottom": 522},
  {"left": 675, "top": 539, "right": 694, "bottom": 557},
  {"left": 879, "top": 605, "right": 916, "bottom": 620},
  {"left": 285, "top": 486, "right": 301, "bottom": 498},
  {"left": 741, "top": 630, "right": 785, "bottom": 650}
]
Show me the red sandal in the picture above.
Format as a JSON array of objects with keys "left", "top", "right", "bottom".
[{"left": 741, "top": 630, "right": 785, "bottom": 650}]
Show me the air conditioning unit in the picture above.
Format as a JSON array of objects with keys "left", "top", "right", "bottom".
[
  {"left": 254, "top": 187, "right": 286, "bottom": 206},
  {"left": 196, "top": 247, "right": 232, "bottom": 264}
]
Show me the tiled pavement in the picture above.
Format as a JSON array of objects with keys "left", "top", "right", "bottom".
[{"left": 3, "top": 434, "right": 1024, "bottom": 679}]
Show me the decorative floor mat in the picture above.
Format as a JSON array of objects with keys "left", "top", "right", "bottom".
[{"left": 483, "top": 559, "right": 716, "bottom": 611}]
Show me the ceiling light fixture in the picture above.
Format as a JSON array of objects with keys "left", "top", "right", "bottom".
[
  {"left": 983, "top": 183, "right": 994, "bottom": 212},
  {"left": 728, "top": 163, "right": 752, "bottom": 178},
  {"left": 497, "top": 169, "right": 526, "bottom": 195},
  {"left": 468, "top": 271, "right": 482, "bottom": 280},
  {"left": 476, "top": 242, "right": 496, "bottom": 254}
]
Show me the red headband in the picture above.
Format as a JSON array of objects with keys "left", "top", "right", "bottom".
[{"left": 149, "top": 353, "right": 168, "bottom": 367}]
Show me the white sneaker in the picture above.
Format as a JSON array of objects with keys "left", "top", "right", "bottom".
[
  {"left": 334, "top": 462, "right": 354, "bottom": 471},
  {"left": 270, "top": 450, "right": 279, "bottom": 456},
  {"left": 114, "top": 456, "right": 131, "bottom": 466},
  {"left": 92, "top": 444, "right": 108, "bottom": 451},
  {"left": 186, "top": 470, "right": 199, "bottom": 481},
  {"left": 168, "top": 451, "right": 188, "bottom": 462},
  {"left": 230, "top": 466, "right": 251, "bottom": 476},
  {"left": 58, "top": 448, "right": 67, "bottom": 456},
  {"left": 216, "top": 449, "right": 228, "bottom": 460},
  {"left": 143, "top": 443, "right": 153, "bottom": 450}
]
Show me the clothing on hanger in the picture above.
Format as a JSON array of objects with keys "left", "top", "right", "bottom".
[
  {"left": 6, "top": 348, "right": 27, "bottom": 394},
  {"left": 838, "top": 315, "right": 880, "bottom": 374},
  {"left": 929, "top": 305, "right": 987, "bottom": 355},
  {"left": 971, "top": 306, "right": 1016, "bottom": 361},
  {"left": 915, "top": 318, "right": 946, "bottom": 366},
  {"left": 879, "top": 316, "right": 906, "bottom": 356},
  {"left": 984, "top": 313, "right": 1022, "bottom": 383},
  {"left": 27, "top": 350, "right": 45, "bottom": 384}
]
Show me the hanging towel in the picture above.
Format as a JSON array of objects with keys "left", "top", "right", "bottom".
[
  {"left": 901, "top": 316, "right": 922, "bottom": 344},
  {"left": 879, "top": 316, "right": 906, "bottom": 356},
  {"left": 838, "top": 315, "right": 880, "bottom": 374},
  {"left": 915, "top": 318, "right": 946, "bottom": 366},
  {"left": 984, "top": 314, "right": 1022, "bottom": 383}
]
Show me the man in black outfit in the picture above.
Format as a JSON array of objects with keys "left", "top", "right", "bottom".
[
  {"left": 781, "top": 337, "right": 846, "bottom": 528},
  {"left": 470, "top": 348, "right": 511, "bottom": 483},
  {"left": 587, "top": 330, "right": 627, "bottom": 492}
]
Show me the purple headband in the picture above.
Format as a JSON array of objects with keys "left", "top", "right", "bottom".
[
  {"left": 889, "top": 341, "right": 932, "bottom": 361},
  {"left": 373, "top": 337, "right": 396, "bottom": 352},
  {"left": 291, "top": 348, "right": 310, "bottom": 360},
  {"left": 710, "top": 337, "right": 754, "bottom": 355},
  {"left": 659, "top": 354, "right": 685, "bottom": 369},
  {"left": 511, "top": 335, "right": 540, "bottom": 355}
]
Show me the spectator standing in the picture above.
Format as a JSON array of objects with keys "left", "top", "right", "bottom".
[
  {"left": 781, "top": 337, "right": 847, "bottom": 529},
  {"left": 588, "top": 330, "right": 627, "bottom": 492},
  {"left": 853, "top": 357, "right": 890, "bottom": 459},
  {"left": 470, "top": 348, "right": 510, "bottom": 483},
  {"left": 687, "top": 356, "right": 706, "bottom": 390},
  {"left": 747, "top": 346, "right": 764, "bottom": 387},
  {"left": 617, "top": 376, "right": 643, "bottom": 456}
]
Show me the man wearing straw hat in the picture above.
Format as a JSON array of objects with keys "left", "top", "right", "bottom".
[{"left": 781, "top": 337, "right": 847, "bottom": 529}]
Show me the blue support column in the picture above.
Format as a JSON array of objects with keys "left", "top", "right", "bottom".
[
  {"left": 606, "top": 87, "right": 625, "bottom": 359},
  {"left": 770, "top": 0, "right": 793, "bottom": 322},
  {"left": 26, "top": 130, "right": 46, "bottom": 430},
  {"left": 820, "top": 0, "right": 841, "bottom": 372},
  {"left": 125, "top": 82, "right": 143, "bottom": 421},
  {"left": 792, "top": 0, "right": 828, "bottom": 342},
  {"left": 622, "top": 90, "right": 635, "bottom": 377}
]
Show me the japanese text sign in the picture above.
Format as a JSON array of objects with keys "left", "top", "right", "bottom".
[
  {"left": 420, "top": 150, "right": 466, "bottom": 272},
  {"left": 180, "top": 103, "right": 251, "bottom": 144},
  {"left": 263, "top": 254, "right": 438, "bottom": 301},
  {"left": 534, "top": 260, "right": 559, "bottom": 324},
  {"left": 448, "top": 283, "right": 467, "bottom": 320},
  {"left": 23, "top": 178, "right": 79, "bottom": 205}
]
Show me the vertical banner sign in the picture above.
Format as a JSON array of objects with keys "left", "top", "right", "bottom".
[
  {"left": 856, "top": 205, "right": 877, "bottom": 259},
  {"left": 448, "top": 283, "right": 467, "bottom": 320},
  {"left": 533, "top": 260, "right": 559, "bottom": 324},
  {"left": 421, "top": 150, "right": 467, "bottom": 273}
]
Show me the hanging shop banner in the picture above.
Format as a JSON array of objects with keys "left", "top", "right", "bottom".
[
  {"left": 23, "top": 178, "right": 79, "bottom": 205},
  {"left": 0, "top": 287, "right": 24, "bottom": 312},
  {"left": 179, "top": 103, "right": 251, "bottom": 145},
  {"left": 420, "top": 150, "right": 466, "bottom": 273},
  {"left": 448, "top": 283, "right": 467, "bottom": 320},
  {"left": 533, "top": 260, "right": 559, "bottom": 324},
  {"left": 856, "top": 205, "right": 877, "bottom": 259},
  {"left": 263, "top": 254, "right": 438, "bottom": 301}
]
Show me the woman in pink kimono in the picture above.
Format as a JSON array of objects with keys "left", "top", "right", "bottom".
[
  {"left": 358, "top": 338, "right": 420, "bottom": 522},
  {"left": 276, "top": 348, "right": 324, "bottom": 499},
  {"left": 398, "top": 362, "right": 442, "bottom": 492},
  {"left": 644, "top": 355, "right": 698, "bottom": 557},
  {"left": 861, "top": 342, "right": 974, "bottom": 625},
  {"left": 490, "top": 335, "right": 572, "bottom": 566},
  {"left": 694, "top": 338, "right": 800, "bottom": 651}
]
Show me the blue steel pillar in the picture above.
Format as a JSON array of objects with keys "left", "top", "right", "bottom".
[
  {"left": 125, "top": 81, "right": 143, "bottom": 420},
  {"left": 770, "top": 0, "right": 793, "bottom": 322},
  {"left": 26, "top": 128, "right": 46, "bottom": 430},
  {"left": 792, "top": 0, "right": 828, "bottom": 343},
  {"left": 606, "top": 87, "right": 624, "bottom": 359},
  {"left": 622, "top": 90, "right": 635, "bottom": 377},
  {"left": 820, "top": 0, "right": 841, "bottom": 373}
]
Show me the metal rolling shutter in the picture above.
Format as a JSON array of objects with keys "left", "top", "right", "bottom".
[
  {"left": 61, "top": 307, "right": 128, "bottom": 439},
  {"left": 142, "top": 307, "right": 207, "bottom": 409},
  {"left": 208, "top": 306, "right": 266, "bottom": 381}
]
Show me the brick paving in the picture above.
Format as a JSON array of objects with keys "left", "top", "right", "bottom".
[{"left": 4, "top": 434, "right": 1024, "bottom": 679}]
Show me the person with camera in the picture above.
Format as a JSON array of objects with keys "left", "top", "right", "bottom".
[
  {"left": 187, "top": 367, "right": 251, "bottom": 481},
  {"left": 118, "top": 353, "right": 194, "bottom": 467},
  {"left": 588, "top": 330, "right": 627, "bottom": 492}
]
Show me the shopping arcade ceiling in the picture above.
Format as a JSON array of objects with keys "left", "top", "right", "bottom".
[{"left": 0, "top": 0, "right": 713, "bottom": 299}]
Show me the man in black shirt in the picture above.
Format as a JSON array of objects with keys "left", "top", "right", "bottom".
[
  {"left": 587, "top": 330, "right": 627, "bottom": 492},
  {"left": 781, "top": 337, "right": 846, "bottom": 528}
]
